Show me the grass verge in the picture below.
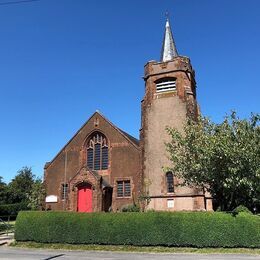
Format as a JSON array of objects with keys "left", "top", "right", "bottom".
[{"left": 10, "top": 241, "right": 260, "bottom": 255}]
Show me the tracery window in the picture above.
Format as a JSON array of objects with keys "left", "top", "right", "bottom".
[
  {"left": 86, "top": 132, "right": 108, "bottom": 170},
  {"left": 166, "top": 172, "right": 174, "bottom": 193}
]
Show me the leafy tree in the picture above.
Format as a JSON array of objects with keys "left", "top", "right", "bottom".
[
  {"left": 27, "top": 178, "right": 46, "bottom": 210},
  {"left": 166, "top": 112, "right": 260, "bottom": 212},
  {"left": 0, "top": 176, "right": 8, "bottom": 205},
  {"left": 7, "top": 166, "right": 35, "bottom": 204}
]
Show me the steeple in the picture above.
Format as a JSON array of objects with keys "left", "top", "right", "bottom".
[{"left": 160, "top": 17, "right": 178, "bottom": 62}]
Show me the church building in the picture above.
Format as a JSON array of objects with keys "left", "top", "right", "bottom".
[{"left": 44, "top": 18, "right": 212, "bottom": 212}]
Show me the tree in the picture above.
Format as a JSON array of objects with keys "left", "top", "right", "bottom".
[
  {"left": 0, "top": 176, "right": 8, "bottom": 205},
  {"left": 165, "top": 112, "right": 260, "bottom": 212},
  {"left": 7, "top": 166, "right": 35, "bottom": 204},
  {"left": 27, "top": 178, "right": 46, "bottom": 210}
]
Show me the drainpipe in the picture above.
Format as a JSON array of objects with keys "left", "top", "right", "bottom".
[{"left": 63, "top": 149, "right": 68, "bottom": 211}]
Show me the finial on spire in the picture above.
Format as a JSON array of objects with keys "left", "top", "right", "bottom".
[
  {"left": 160, "top": 14, "right": 178, "bottom": 62},
  {"left": 165, "top": 11, "right": 169, "bottom": 20}
]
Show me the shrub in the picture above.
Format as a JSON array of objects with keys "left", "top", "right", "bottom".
[
  {"left": 0, "top": 202, "right": 28, "bottom": 219},
  {"left": 121, "top": 204, "right": 140, "bottom": 212},
  {"left": 0, "top": 223, "right": 8, "bottom": 232},
  {"left": 15, "top": 211, "right": 260, "bottom": 248},
  {"left": 145, "top": 209, "right": 156, "bottom": 212},
  {"left": 233, "top": 205, "right": 252, "bottom": 215}
]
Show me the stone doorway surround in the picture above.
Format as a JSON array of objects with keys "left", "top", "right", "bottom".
[
  {"left": 68, "top": 166, "right": 113, "bottom": 212},
  {"left": 69, "top": 166, "right": 102, "bottom": 212}
]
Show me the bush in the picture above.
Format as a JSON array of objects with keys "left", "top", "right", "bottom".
[
  {"left": 0, "top": 221, "right": 14, "bottom": 232},
  {"left": 233, "top": 205, "right": 252, "bottom": 215},
  {"left": 121, "top": 204, "right": 140, "bottom": 212},
  {"left": 15, "top": 211, "right": 260, "bottom": 248},
  {"left": 0, "top": 202, "right": 29, "bottom": 219},
  {"left": 0, "top": 223, "right": 8, "bottom": 232}
]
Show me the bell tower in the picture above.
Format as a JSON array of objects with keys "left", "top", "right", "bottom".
[{"left": 140, "top": 18, "right": 211, "bottom": 211}]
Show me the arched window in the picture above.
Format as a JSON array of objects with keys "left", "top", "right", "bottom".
[
  {"left": 86, "top": 132, "right": 108, "bottom": 170},
  {"left": 166, "top": 172, "right": 174, "bottom": 193}
]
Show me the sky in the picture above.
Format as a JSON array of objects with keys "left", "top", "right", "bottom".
[{"left": 0, "top": 0, "right": 259, "bottom": 183}]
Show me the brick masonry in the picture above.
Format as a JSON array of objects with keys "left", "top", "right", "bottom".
[
  {"left": 44, "top": 58, "right": 212, "bottom": 212},
  {"left": 140, "top": 57, "right": 212, "bottom": 211},
  {"left": 44, "top": 112, "right": 141, "bottom": 212}
]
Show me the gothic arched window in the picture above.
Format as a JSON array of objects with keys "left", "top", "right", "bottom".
[
  {"left": 86, "top": 132, "right": 108, "bottom": 170},
  {"left": 166, "top": 172, "right": 174, "bottom": 193}
]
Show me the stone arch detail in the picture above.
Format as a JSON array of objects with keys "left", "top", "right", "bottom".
[
  {"left": 69, "top": 167, "right": 102, "bottom": 212},
  {"left": 81, "top": 131, "right": 110, "bottom": 171}
]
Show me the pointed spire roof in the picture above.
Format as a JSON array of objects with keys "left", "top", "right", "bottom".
[{"left": 160, "top": 17, "right": 178, "bottom": 62}]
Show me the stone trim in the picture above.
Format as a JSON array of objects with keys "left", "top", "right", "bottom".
[
  {"left": 68, "top": 167, "right": 102, "bottom": 212},
  {"left": 113, "top": 176, "right": 134, "bottom": 200}
]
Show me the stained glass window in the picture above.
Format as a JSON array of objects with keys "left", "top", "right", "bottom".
[
  {"left": 102, "top": 146, "right": 108, "bottom": 170},
  {"left": 86, "top": 132, "right": 109, "bottom": 170}
]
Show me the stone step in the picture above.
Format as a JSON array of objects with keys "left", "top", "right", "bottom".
[{"left": 0, "top": 233, "right": 14, "bottom": 246}]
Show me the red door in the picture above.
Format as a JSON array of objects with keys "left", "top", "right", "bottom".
[{"left": 77, "top": 184, "right": 92, "bottom": 212}]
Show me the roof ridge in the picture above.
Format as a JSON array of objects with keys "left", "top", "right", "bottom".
[{"left": 96, "top": 111, "right": 140, "bottom": 149}]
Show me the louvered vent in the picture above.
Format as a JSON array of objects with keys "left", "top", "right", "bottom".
[{"left": 156, "top": 79, "right": 176, "bottom": 93}]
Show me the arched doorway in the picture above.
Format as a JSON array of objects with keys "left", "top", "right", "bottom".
[
  {"left": 103, "top": 188, "right": 113, "bottom": 212},
  {"left": 77, "top": 183, "right": 92, "bottom": 212}
]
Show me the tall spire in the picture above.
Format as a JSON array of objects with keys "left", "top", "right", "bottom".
[{"left": 160, "top": 17, "right": 178, "bottom": 62}]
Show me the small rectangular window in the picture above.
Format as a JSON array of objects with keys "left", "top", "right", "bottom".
[
  {"left": 61, "top": 183, "right": 68, "bottom": 200},
  {"left": 166, "top": 172, "right": 174, "bottom": 193},
  {"left": 156, "top": 80, "right": 176, "bottom": 93},
  {"left": 117, "top": 180, "right": 131, "bottom": 198},
  {"left": 124, "top": 181, "right": 131, "bottom": 197},
  {"left": 117, "top": 181, "right": 124, "bottom": 197}
]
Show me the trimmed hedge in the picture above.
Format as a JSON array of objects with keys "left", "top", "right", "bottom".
[{"left": 15, "top": 211, "right": 260, "bottom": 248}]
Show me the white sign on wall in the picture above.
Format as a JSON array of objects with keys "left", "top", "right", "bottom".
[
  {"left": 45, "top": 195, "right": 58, "bottom": 203},
  {"left": 167, "top": 199, "right": 174, "bottom": 208}
]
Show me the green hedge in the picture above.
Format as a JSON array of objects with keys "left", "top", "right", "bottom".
[{"left": 15, "top": 211, "right": 260, "bottom": 248}]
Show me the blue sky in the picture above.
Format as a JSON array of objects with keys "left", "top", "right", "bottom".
[{"left": 0, "top": 0, "right": 259, "bottom": 183}]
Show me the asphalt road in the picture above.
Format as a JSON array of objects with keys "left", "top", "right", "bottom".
[{"left": 0, "top": 247, "right": 259, "bottom": 260}]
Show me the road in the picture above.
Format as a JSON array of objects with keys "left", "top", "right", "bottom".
[{"left": 0, "top": 247, "right": 259, "bottom": 260}]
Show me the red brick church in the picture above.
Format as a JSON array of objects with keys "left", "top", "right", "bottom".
[{"left": 44, "top": 18, "right": 213, "bottom": 212}]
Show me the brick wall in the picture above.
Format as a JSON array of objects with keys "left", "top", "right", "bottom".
[{"left": 44, "top": 112, "right": 141, "bottom": 212}]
